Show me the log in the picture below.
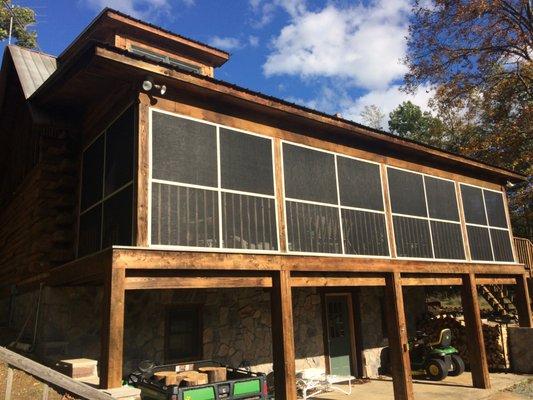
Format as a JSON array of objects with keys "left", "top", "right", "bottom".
[
  {"left": 180, "top": 372, "right": 208, "bottom": 386},
  {"left": 154, "top": 371, "right": 179, "bottom": 386},
  {"left": 198, "top": 367, "right": 227, "bottom": 383}
]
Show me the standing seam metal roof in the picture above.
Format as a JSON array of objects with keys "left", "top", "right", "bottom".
[{"left": 8, "top": 45, "right": 57, "bottom": 99}]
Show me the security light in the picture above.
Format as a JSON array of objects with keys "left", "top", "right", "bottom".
[
  {"left": 142, "top": 77, "right": 153, "bottom": 92},
  {"left": 506, "top": 181, "right": 515, "bottom": 189}
]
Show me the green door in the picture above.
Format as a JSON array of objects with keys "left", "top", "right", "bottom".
[{"left": 326, "top": 295, "right": 354, "bottom": 376}]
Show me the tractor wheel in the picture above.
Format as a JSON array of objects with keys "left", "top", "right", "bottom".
[
  {"left": 425, "top": 359, "right": 448, "bottom": 381},
  {"left": 448, "top": 354, "right": 465, "bottom": 376}
]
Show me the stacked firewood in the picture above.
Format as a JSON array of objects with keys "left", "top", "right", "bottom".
[{"left": 417, "top": 315, "right": 506, "bottom": 370}]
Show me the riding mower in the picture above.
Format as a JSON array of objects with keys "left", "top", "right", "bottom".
[{"left": 409, "top": 328, "right": 465, "bottom": 380}]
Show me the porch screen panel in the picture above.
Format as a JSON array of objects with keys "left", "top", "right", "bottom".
[
  {"left": 467, "top": 225, "right": 493, "bottom": 261},
  {"left": 151, "top": 182, "right": 219, "bottom": 247},
  {"left": 337, "top": 157, "right": 383, "bottom": 210},
  {"left": 80, "top": 135, "right": 104, "bottom": 211},
  {"left": 490, "top": 228, "right": 514, "bottom": 262},
  {"left": 102, "top": 185, "right": 133, "bottom": 248},
  {"left": 220, "top": 128, "right": 274, "bottom": 195},
  {"left": 222, "top": 192, "right": 277, "bottom": 250},
  {"left": 78, "top": 204, "right": 102, "bottom": 257},
  {"left": 484, "top": 191, "right": 507, "bottom": 228},
  {"left": 286, "top": 201, "right": 341, "bottom": 253},
  {"left": 461, "top": 185, "right": 487, "bottom": 225},
  {"left": 283, "top": 143, "right": 337, "bottom": 204},
  {"left": 460, "top": 184, "right": 514, "bottom": 262},
  {"left": 78, "top": 106, "right": 134, "bottom": 257},
  {"left": 387, "top": 168, "right": 427, "bottom": 217},
  {"left": 430, "top": 221, "right": 465, "bottom": 260},
  {"left": 425, "top": 177, "right": 459, "bottom": 221},
  {"left": 342, "top": 209, "right": 388, "bottom": 256},
  {"left": 105, "top": 106, "right": 134, "bottom": 195},
  {"left": 393, "top": 216, "right": 433, "bottom": 258},
  {"left": 152, "top": 112, "right": 217, "bottom": 187}
]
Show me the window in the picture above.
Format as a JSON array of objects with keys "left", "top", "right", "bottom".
[
  {"left": 150, "top": 111, "right": 278, "bottom": 251},
  {"left": 165, "top": 306, "right": 202, "bottom": 362},
  {"left": 130, "top": 45, "right": 201, "bottom": 74},
  {"left": 388, "top": 168, "right": 465, "bottom": 260},
  {"left": 78, "top": 106, "right": 134, "bottom": 257},
  {"left": 460, "top": 184, "right": 514, "bottom": 262},
  {"left": 282, "top": 143, "right": 389, "bottom": 256}
]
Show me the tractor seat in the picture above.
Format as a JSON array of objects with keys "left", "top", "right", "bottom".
[{"left": 429, "top": 328, "right": 452, "bottom": 347}]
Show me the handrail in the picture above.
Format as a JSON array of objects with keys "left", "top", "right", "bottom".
[
  {"left": 514, "top": 237, "right": 533, "bottom": 278},
  {"left": 0, "top": 346, "right": 113, "bottom": 400}
]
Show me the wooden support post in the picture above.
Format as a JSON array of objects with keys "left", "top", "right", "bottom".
[
  {"left": 514, "top": 274, "right": 533, "bottom": 327},
  {"left": 100, "top": 267, "right": 126, "bottom": 389},
  {"left": 461, "top": 273, "right": 490, "bottom": 389},
  {"left": 384, "top": 273, "right": 413, "bottom": 400},
  {"left": 270, "top": 270, "right": 297, "bottom": 400},
  {"left": 5, "top": 366, "right": 13, "bottom": 400}
]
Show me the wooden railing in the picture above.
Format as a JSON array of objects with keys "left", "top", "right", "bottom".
[
  {"left": 1, "top": 347, "right": 113, "bottom": 400},
  {"left": 514, "top": 237, "right": 533, "bottom": 278}
]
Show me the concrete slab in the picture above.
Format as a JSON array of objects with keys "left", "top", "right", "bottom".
[{"left": 314, "top": 373, "right": 532, "bottom": 400}]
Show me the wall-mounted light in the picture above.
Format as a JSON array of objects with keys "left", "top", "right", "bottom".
[
  {"left": 142, "top": 76, "right": 167, "bottom": 96},
  {"left": 506, "top": 181, "right": 515, "bottom": 189}
]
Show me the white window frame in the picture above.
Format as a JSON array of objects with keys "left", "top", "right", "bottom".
[
  {"left": 77, "top": 104, "right": 136, "bottom": 257},
  {"left": 460, "top": 182, "right": 515, "bottom": 263},
  {"left": 148, "top": 108, "right": 280, "bottom": 254},
  {"left": 280, "top": 140, "right": 391, "bottom": 259}
]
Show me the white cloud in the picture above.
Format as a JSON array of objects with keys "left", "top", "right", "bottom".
[
  {"left": 248, "top": 35, "right": 260, "bottom": 47},
  {"left": 249, "top": 0, "right": 306, "bottom": 27},
  {"left": 263, "top": 0, "right": 411, "bottom": 90},
  {"left": 83, "top": 0, "right": 175, "bottom": 20},
  {"left": 208, "top": 36, "right": 243, "bottom": 51}
]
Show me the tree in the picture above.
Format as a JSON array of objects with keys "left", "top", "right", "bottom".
[
  {"left": 360, "top": 104, "right": 385, "bottom": 130},
  {"left": 404, "top": 0, "right": 533, "bottom": 239},
  {"left": 0, "top": 1, "right": 37, "bottom": 48},
  {"left": 388, "top": 101, "right": 446, "bottom": 147}
]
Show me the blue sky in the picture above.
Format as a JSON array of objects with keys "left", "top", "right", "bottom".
[{"left": 2, "top": 0, "right": 434, "bottom": 125}]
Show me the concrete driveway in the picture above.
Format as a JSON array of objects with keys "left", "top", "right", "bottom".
[{"left": 313, "top": 373, "right": 532, "bottom": 400}]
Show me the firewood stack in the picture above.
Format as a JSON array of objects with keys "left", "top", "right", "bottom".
[{"left": 417, "top": 315, "right": 506, "bottom": 370}]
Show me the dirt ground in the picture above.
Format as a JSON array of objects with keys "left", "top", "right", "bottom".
[
  {"left": 0, "top": 362, "right": 68, "bottom": 400},
  {"left": 499, "top": 378, "right": 533, "bottom": 399}
]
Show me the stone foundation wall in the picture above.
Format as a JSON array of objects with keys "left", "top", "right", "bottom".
[
  {"left": 124, "top": 287, "right": 325, "bottom": 375},
  {"left": 2, "top": 284, "right": 426, "bottom": 380}
]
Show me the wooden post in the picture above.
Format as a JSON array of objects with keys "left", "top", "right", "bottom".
[
  {"left": 515, "top": 274, "right": 533, "bottom": 327},
  {"left": 100, "top": 266, "right": 126, "bottom": 389},
  {"left": 5, "top": 366, "right": 13, "bottom": 400},
  {"left": 270, "top": 270, "right": 297, "bottom": 400},
  {"left": 135, "top": 95, "right": 150, "bottom": 247},
  {"left": 384, "top": 272, "right": 413, "bottom": 400},
  {"left": 461, "top": 273, "right": 490, "bottom": 389}
]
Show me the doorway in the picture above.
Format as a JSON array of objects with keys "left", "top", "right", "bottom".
[{"left": 324, "top": 293, "right": 357, "bottom": 376}]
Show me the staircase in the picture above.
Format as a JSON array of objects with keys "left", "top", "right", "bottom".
[{"left": 479, "top": 284, "right": 517, "bottom": 318}]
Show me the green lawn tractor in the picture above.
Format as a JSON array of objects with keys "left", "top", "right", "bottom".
[{"left": 409, "top": 328, "right": 465, "bottom": 381}]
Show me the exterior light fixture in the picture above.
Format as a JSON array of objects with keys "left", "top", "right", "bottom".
[
  {"left": 142, "top": 76, "right": 166, "bottom": 96},
  {"left": 506, "top": 181, "right": 515, "bottom": 189}
]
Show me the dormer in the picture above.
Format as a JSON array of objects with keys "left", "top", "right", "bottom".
[{"left": 58, "top": 8, "right": 229, "bottom": 77}]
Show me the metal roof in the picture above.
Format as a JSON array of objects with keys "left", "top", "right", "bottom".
[{"left": 8, "top": 45, "right": 57, "bottom": 99}]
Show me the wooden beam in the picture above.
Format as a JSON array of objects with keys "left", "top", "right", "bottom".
[
  {"left": 112, "top": 248, "right": 526, "bottom": 275},
  {"left": 291, "top": 276, "right": 386, "bottom": 287},
  {"left": 46, "top": 249, "right": 111, "bottom": 287},
  {"left": 401, "top": 276, "right": 516, "bottom": 286},
  {"left": 461, "top": 273, "right": 490, "bottom": 389},
  {"left": 381, "top": 164, "right": 397, "bottom": 258},
  {"left": 273, "top": 138, "right": 287, "bottom": 252},
  {"left": 270, "top": 270, "right": 297, "bottom": 400},
  {"left": 514, "top": 274, "right": 533, "bottom": 327},
  {"left": 100, "top": 267, "right": 125, "bottom": 389},
  {"left": 384, "top": 272, "right": 413, "bottom": 400},
  {"left": 135, "top": 95, "right": 150, "bottom": 247},
  {"left": 125, "top": 276, "right": 272, "bottom": 290},
  {"left": 0, "top": 347, "right": 113, "bottom": 400}
]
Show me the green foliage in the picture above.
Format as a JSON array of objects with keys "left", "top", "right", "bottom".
[
  {"left": 388, "top": 101, "right": 446, "bottom": 148},
  {"left": 0, "top": 1, "right": 37, "bottom": 48}
]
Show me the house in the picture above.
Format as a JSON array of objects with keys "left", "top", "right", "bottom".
[{"left": 0, "top": 8, "right": 531, "bottom": 400}]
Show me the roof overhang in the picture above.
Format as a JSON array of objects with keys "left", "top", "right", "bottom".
[
  {"left": 31, "top": 42, "right": 526, "bottom": 184},
  {"left": 58, "top": 8, "right": 229, "bottom": 68}
]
